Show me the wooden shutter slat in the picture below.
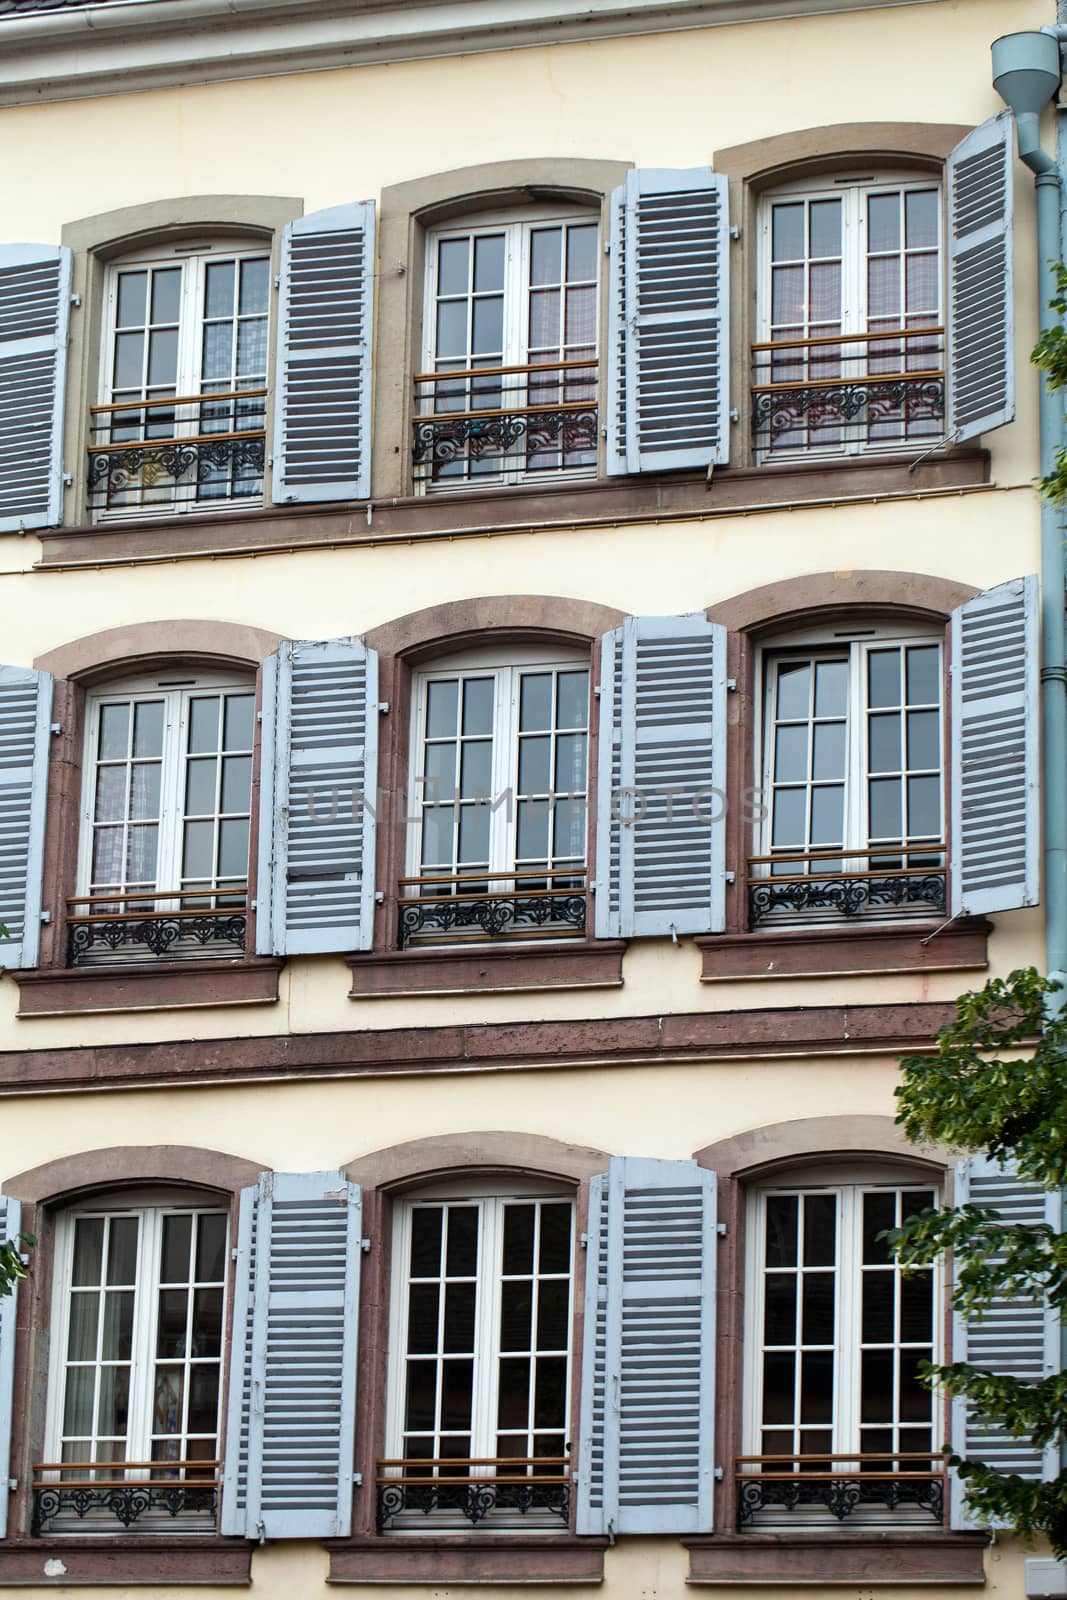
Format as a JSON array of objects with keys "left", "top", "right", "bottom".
[
  {"left": 273, "top": 203, "right": 375, "bottom": 503},
  {"left": 577, "top": 1157, "right": 716, "bottom": 1535},
  {"left": 947, "top": 115, "right": 1014, "bottom": 443},
  {"left": 950, "top": 576, "right": 1038, "bottom": 917},
  {"left": 607, "top": 170, "right": 729, "bottom": 475},
  {"left": 0, "top": 245, "right": 72, "bottom": 533},
  {"left": 0, "top": 1197, "right": 21, "bottom": 1540},
  {"left": 220, "top": 1172, "right": 362, "bottom": 1540},
  {"left": 0, "top": 665, "right": 52, "bottom": 970},
  {"left": 595, "top": 615, "right": 726, "bottom": 937},
  {"left": 950, "top": 1156, "right": 1058, "bottom": 1529},
  {"left": 256, "top": 638, "right": 379, "bottom": 956}
]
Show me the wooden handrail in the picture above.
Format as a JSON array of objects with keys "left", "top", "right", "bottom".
[
  {"left": 752, "top": 366, "right": 943, "bottom": 397},
  {"left": 91, "top": 387, "right": 267, "bottom": 416},
  {"left": 751, "top": 326, "right": 944, "bottom": 355},
  {"left": 413, "top": 358, "right": 597, "bottom": 384},
  {"left": 380, "top": 1456, "right": 568, "bottom": 1467},
  {"left": 89, "top": 427, "right": 265, "bottom": 455},
  {"left": 399, "top": 867, "right": 584, "bottom": 889},
  {"left": 747, "top": 844, "right": 944, "bottom": 869},
  {"left": 737, "top": 1452, "right": 943, "bottom": 1465},
  {"left": 68, "top": 884, "right": 247, "bottom": 908},
  {"left": 412, "top": 397, "right": 595, "bottom": 428}
]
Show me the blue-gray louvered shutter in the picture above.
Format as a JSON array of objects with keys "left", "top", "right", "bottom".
[
  {"left": 946, "top": 114, "right": 1014, "bottom": 444},
  {"left": 950, "top": 576, "right": 1038, "bottom": 917},
  {"left": 272, "top": 202, "right": 375, "bottom": 502},
  {"left": 0, "top": 666, "right": 52, "bottom": 970},
  {"left": 949, "top": 1156, "right": 1059, "bottom": 1529},
  {"left": 0, "top": 245, "right": 72, "bottom": 533},
  {"left": 257, "top": 637, "right": 378, "bottom": 955},
  {"left": 220, "top": 1171, "right": 362, "bottom": 1540},
  {"left": 595, "top": 615, "right": 726, "bottom": 938},
  {"left": 577, "top": 1157, "right": 716, "bottom": 1536},
  {"left": 0, "top": 1197, "right": 22, "bottom": 1539},
  {"left": 607, "top": 168, "right": 730, "bottom": 474}
]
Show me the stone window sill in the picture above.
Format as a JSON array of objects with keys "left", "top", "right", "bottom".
[
  {"left": 684, "top": 1532, "right": 988, "bottom": 1586},
  {"left": 696, "top": 918, "right": 990, "bottom": 982},
  {"left": 347, "top": 940, "right": 625, "bottom": 999},
  {"left": 0, "top": 1537, "right": 251, "bottom": 1586},
  {"left": 12, "top": 957, "right": 283, "bottom": 1017},
  {"left": 326, "top": 1534, "right": 607, "bottom": 1585}
]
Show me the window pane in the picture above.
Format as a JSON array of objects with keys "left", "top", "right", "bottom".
[
  {"left": 202, "top": 321, "right": 233, "bottom": 381},
  {"left": 195, "top": 1214, "right": 227, "bottom": 1282},
  {"left": 99, "top": 703, "right": 131, "bottom": 761},
  {"left": 188, "top": 697, "right": 220, "bottom": 755},
  {"left": 537, "top": 1279, "right": 570, "bottom": 1349},
  {"left": 440, "top": 1359, "right": 474, "bottom": 1428},
  {"left": 900, "top": 1270, "right": 933, "bottom": 1341},
  {"left": 812, "top": 722, "right": 845, "bottom": 780},
  {"left": 148, "top": 327, "right": 179, "bottom": 387},
  {"left": 426, "top": 679, "right": 459, "bottom": 738},
  {"left": 185, "top": 758, "right": 217, "bottom": 817},
  {"left": 411, "top": 1208, "right": 443, "bottom": 1276},
  {"left": 205, "top": 261, "right": 235, "bottom": 319},
  {"left": 182, "top": 820, "right": 215, "bottom": 880},
  {"left": 462, "top": 678, "right": 494, "bottom": 736},
  {"left": 869, "top": 776, "right": 902, "bottom": 839},
  {"left": 906, "top": 709, "right": 940, "bottom": 771},
  {"left": 472, "top": 295, "right": 504, "bottom": 356},
  {"left": 517, "top": 798, "right": 550, "bottom": 860},
  {"left": 771, "top": 264, "right": 805, "bottom": 325},
  {"left": 520, "top": 674, "right": 553, "bottom": 732},
  {"left": 91, "top": 827, "right": 124, "bottom": 886},
  {"left": 868, "top": 255, "right": 900, "bottom": 321},
  {"left": 906, "top": 189, "right": 939, "bottom": 249},
  {"left": 900, "top": 1350, "right": 932, "bottom": 1420},
  {"left": 814, "top": 660, "right": 847, "bottom": 718},
  {"left": 771, "top": 787, "right": 806, "bottom": 849},
  {"left": 868, "top": 192, "right": 901, "bottom": 253},
  {"left": 407, "top": 1284, "right": 440, "bottom": 1354},
  {"left": 239, "top": 258, "right": 270, "bottom": 315},
  {"left": 762, "top": 1351, "right": 795, "bottom": 1424},
  {"left": 500, "top": 1280, "right": 532, "bottom": 1350},
  {"left": 157, "top": 1289, "right": 189, "bottom": 1358},
  {"left": 861, "top": 1349, "right": 893, "bottom": 1421},
  {"left": 810, "top": 785, "right": 844, "bottom": 845},
  {"left": 473, "top": 235, "right": 505, "bottom": 293},
  {"left": 224, "top": 694, "right": 255, "bottom": 751},
  {"left": 424, "top": 741, "right": 456, "bottom": 804},
  {"left": 872, "top": 652, "right": 905, "bottom": 717},
  {"left": 116, "top": 271, "right": 148, "bottom": 328},
  {"left": 862, "top": 1270, "right": 894, "bottom": 1342},
  {"left": 534, "top": 1357, "right": 566, "bottom": 1427},
  {"left": 774, "top": 724, "right": 808, "bottom": 782},
  {"left": 497, "top": 1357, "right": 530, "bottom": 1428},
  {"left": 130, "top": 762, "right": 161, "bottom": 821},
  {"left": 133, "top": 700, "right": 164, "bottom": 758},
  {"left": 218, "top": 817, "right": 249, "bottom": 877},
  {"left": 192, "top": 1288, "right": 223, "bottom": 1358},
  {"left": 809, "top": 200, "right": 842, "bottom": 259},
  {"left": 863, "top": 1192, "right": 895, "bottom": 1263},
  {"left": 803, "top": 1195, "right": 836, "bottom": 1266},
  {"left": 446, "top": 1207, "right": 478, "bottom": 1276},
  {"left": 567, "top": 224, "right": 598, "bottom": 283},
  {"left": 151, "top": 267, "right": 182, "bottom": 324},
  {"left": 765, "top": 1195, "right": 798, "bottom": 1267},
  {"left": 114, "top": 330, "right": 145, "bottom": 390},
  {"left": 187, "top": 1365, "right": 220, "bottom": 1434},
  {"left": 458, "top": 803, "right": 490, "bottom": 864},
  {"left": 421, "top": 804, "right": 455, "bottom": 867},
  {"left": 63, "top": 1366, "right": 96, "bottom": 1437},
  {"left": 438, "top": 238, "right": 470, "bottom": 297},
  {"left": 801, "top": 1273, "right": 835, "bottom": 1344},
  {"left": 518, "top": 736, "right": 551, "bottom": 794},
  {"left": 221, "top": 754, "right": 252, "bottom": 813},
  {"left": 98, "top": 1364, "right": 132, "bottom": 1436},
  {"left": 809, "top": 262, "right": 841, "bottom": 323},
  {"left": 906, "top": 253, "right": 939, "bottom": 315},
  {"left": 539, "top": 1204, "right": 571, "bottom": 1273},
  {"left": 869, "top": 712, "right": 901, "bottom": 773},
  {"left": 776, "top": 662, "right": 810, "bottom": 721},
  {"left": 528, "top": 288, "right": 560, "bottom": 351},
  {"left": 107, "top": 1217, "right": 139, "bottom": 1285},
  {"left": 530, "top": 228, "right": 562, "bottom": 287},
  {"left": 436, "top": 300, "right": 468, "bottom": 360},
  {"left": 908, "top": 774, "right": 940, "bottom": 837},
  {"left": 555, "top": 732, "right": 586, "bottom": 790},
  {"left": 236, "top": 317, "right": 268, "bottom": 377},
  {"left": 67, "top": 1293, "right": 99, "bottom": 1361},
  {"left": 772, "top": 203, "right": 804, "bottom": 262},
  {"left": 799, "top": 1351, "right": 833, "bottom": 1423},
  {"left": 153, "top": 1366, "right": 183, "bottom": 1436},
  {"left": 161, "top": 1214, "right": 192, "bottom": 1281},
  {"left": 101, "top": 1291, "right": 134, "bottom": 1360},
  {"left": 404, "top": 1362, "right": 437, "bottom": 1431},
  {"left": 764, "top": 1274, "right": 796, "bottom": 1344},
  {"left": 443, "top": 1282, "right": 477, "bottom": 1351},
  {"left": 556, "top": 671, "right": 588, "bottom": 730},
  {"left": 459, "top": 741, "right": 491, "bottom": 800},
  {"left": 94, "top": 766, "right": 128, "bottom": 823},
  {"left": 503, "top": 1205, "right": 535, "bottom": 1274}
]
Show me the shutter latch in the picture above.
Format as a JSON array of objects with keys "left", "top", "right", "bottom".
[
  {"left": 7, "top": 1478, "right": 16, "bottom": 1492},
  {"left": 378, "top": 702, "right": 390, "bottom": 713},
  {"left": 39, "top": 910, "right": 51, "bottom": 924},
  {"left": 717, "top": 1222, "right": 727, "bottom": 1236},
  {"left": 714, "top": 1465, "right": 724, "bottom": 1480},
  {"left": 579, "top": 1232, "right": 589, "bottom": 1249},
  {"left": 361, "top": 1237, "right": 372, "bottom": 1252},
  {"left": 725, "top": 871, "right": 735, "bottom": 885},
  {"left": 352, "top": 1472, "right": 363, "bottom": 1486}
]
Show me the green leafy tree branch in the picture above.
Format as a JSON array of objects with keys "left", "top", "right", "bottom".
[
  {"left": 891, "top": 967, "right": 1067, "bottom": 1552},
  {"left": 1032, "top": 263, "right": 1067, "bottom": 504}
]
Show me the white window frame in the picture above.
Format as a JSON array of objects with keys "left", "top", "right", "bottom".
[
  {"left": 420, "top": 207, "right": 599, "bottom": 490},
  {"left": 752, "top": 623, "right": 945, "bottom": 906},
  {"left": 405, "top": 645, "right": 591, "bottom": 882},
  {"left": 755, "top": 171, "right": 944, "bottom": 461},
  {"left": 384, "top": 1179, "right": 575, "bottom": 1467},
  {"left": 742, "top": 1171, "right": 943, "bottom": 1464},
  {"left": 43, "top": 1192, "right": 230, "bottom": 1472},
  {"left": 95, "top": 240, "right": 271, "bottom": 519},
  {"left": 76, "top": 667, "right": 255, "bottom": 905}
]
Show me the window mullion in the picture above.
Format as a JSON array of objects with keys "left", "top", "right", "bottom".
[
  {"left": 125, "top": 1209, "right": 155, "bottom": 1468},
  {"left": 488, "top": 669, "right": 515, "bottom": 875},
  {"left": 848, "top": 645, "right": 864, "bottom": 855},
  {"left": 473, "top": 1199, "right": 502, "bottom": 1462},
  {"left": 158, "top": 690, "right": 184, "bottom": 897},
  {"left": 836, "top": 1189, "right": 859, "bottom": 1457}
]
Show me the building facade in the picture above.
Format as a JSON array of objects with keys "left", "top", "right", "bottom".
[{"left": 0, "top": 0, "right": 1057, "bottom": 1594}]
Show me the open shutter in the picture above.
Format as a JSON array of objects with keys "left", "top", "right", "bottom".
[
  {"left": 950, "top": 576, "right": 1038, "bottom": 917},
  {"left": 0, "top": 245, "right": 72, "bottom": 534},
  {"left": 0, "top": 1198, "right": 22, "bottom": 1540},
  {"left": 272, "top": 202, "right": 375, "bottom": 503},
  {"left": 0, "top": 666, "right": 52, "bottom": 970},
  {"left": 607, "top": 168, "right": 729, "bottom": 475},
  {"left": 947, "top": 114, "right": 1014, "bottom": 444},
  {"left": 950, "top": 1156, "right": 1059, "bottom": 1529},
  {"left": 577, "top": 1157, "right": 716, "bottom": 1536},
  {"left": 257, "top": 637, "right": 378, "bottom": 955},
  {"left": 220, "top": 1171, "right": 362, "bottom": 1540},
  {"left": 595, "top": 615, "right": 726, "bottom": 938}
]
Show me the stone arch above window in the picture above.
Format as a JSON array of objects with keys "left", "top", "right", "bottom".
[
  {"left": 693, "top": 1114, "right": 950, "bottom": 1181},
  {"left": 712, "top": 123, "right": 971, "bottom": 186},
  {"left": 707, "top": 569, "right": 979, "bottom": 635},
  {"left": 365, "top": 593, "right": 626, "bottom": 660},
  {"left": 34, "top": 618, "right": 283, "bottom": 679},
  {"left": 343, "top": 1130, "right": 610, "bottom": 1191},
  {"left": 3, "top": 1144, "right": 264, "bottom": 1205}
]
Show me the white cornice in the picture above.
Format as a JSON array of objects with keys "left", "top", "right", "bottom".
[{"left": 0, "top": 0, "right": 944, "bottom": 109}]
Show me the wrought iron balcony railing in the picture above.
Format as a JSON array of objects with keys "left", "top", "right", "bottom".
[
  {"left": 66, "top": 884, "right": 248, "bottom": 965},
  {"left": 751, "top": 326, "right": 945, "bottom": 455},
  {"left": 33, "top": 1459, "right": 219, "bottom": 1535},
  {"left": 377, "top": 1456, "right": 571, "bottom": 1532},
  {"left": 412, "top": 359, "right": 597, "bottom": 489},
  {"left": 747, "top": 844, "right": 946, "bottom": 928},
  {"left": 87, "top": 387, "right": 266, "bottom": 515},
  {"left": 736, "top": 1453, "right": 947, "bottom": 1529},
  {"left": 398, "top": 867, "right": 587, "bottom": 948}
]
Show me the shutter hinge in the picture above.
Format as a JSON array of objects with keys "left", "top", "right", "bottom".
[
  {"left": 250, "top": 900, "right": 257, "bottom": 911},
  {"left": 374, "top": 890, "right": 385, "bottom": 903},
  {"left": 378, "top": 702, "right": 390, "bottom": 713},
  {"left": 273, "top": 275, "right": 281, "bottom": 289},
  {"left": 256, "top": 1520, "right": 267, "bottom": 1545},
  {"left": 267, "top": 455, "right": 274, "bottom": 466},
  {"left": 724, "top": 871, "right": 735, "bottom": 885},
  {"left": 257, "top": 710, "right": 263, "bottom": 721},
  {"left": 39, "top": 910, "right": 51, "bottom": 924},
  {"left": 7, "top": 1478, "right": 15, "bottom": 1492},
  {"left": 70, "top": 292, "right": 81, "bottom": 308},
  {"left": 352, "top": 1471, "right": 363, "bottom": 1485},
  {"left": 580, "top": 1232, "right": 589, "bottom": 1249},
  {"left": 361, "top": 1237, "right": 372, "bottom": 1252},
  {"left": 62, "top": 473, "right": 73, "bottom": 487},
  {"left": 714, "top": 1465, "right": 724, "bottom": 1480},
  {"left": 231, "top": 1247, "right": 238, "bottom": 1260},
  {"left": 726, "top": 678, "right": 737, "bottom": 692},
  {"left": 50, "top": 722, "right": 61, "bottom": 735},
  {"left": 603, "top": 239, "right": 611, "bottom": 253},
  {"left": 729, "top": 408, "right": 739, "bottom": 423},
  {"left": 729, "top": 226, "right": 740, "bottom": 241},
  {"left": 593, "top": 685, "right": 602, "bottom": 697},
  {"left": 717, "top": 1221, "right": 727, "bottom": 1236}
]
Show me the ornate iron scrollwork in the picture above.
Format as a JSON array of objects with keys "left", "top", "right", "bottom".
[
  {"left": 398, "top": 892, "right": 585, "bottom": 949},
  {"left": 67, "top": 912, "right": 246, "bottom": 965},
  {"left": 88, "top": 437, "right": 265, "bottom": 511},
  {"left": 376, "top": 1477, "right": 570, "bottom": 1532},
  {"left": 737, "top": 1472, "right": 944, "bottom": 1527},
  {"left": 748, "top": 871, "right": 945, "bottom": 928},
  {"left": 751, "top": 377, "right": 945, "bottom": 442},
  {"left": 412, "top": 409, "right": 598, "bottom": 468},
  {"left": 32, "top": 1481, "right": 217, "bottom": 1535}
]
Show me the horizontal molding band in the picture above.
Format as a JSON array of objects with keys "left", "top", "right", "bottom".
[{"left": 0, "top": 999, "right": 962, "bottom": 1097}]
